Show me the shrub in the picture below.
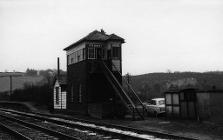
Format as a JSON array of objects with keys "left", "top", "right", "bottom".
[{"left": 11, "top": 83, "right": 52, "bottom": 105}]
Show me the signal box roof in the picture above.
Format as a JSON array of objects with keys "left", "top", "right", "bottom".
[{"left": 64, "top": 30, "right": 125, "bottom": 51}]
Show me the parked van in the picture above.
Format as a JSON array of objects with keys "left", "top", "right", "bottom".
[{"left": 144, "top": 98, "right": 165, "bottom": 116}]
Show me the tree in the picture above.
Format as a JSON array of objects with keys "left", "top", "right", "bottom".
[
  {"left": 166, "top": 69, "right": 172, "bottom": 73},
  {"left": 39, "top": 69, "right": 56, "bottom": 86},
  {"left": 26, "top": 68, "right": 37, "bottom": 76}
]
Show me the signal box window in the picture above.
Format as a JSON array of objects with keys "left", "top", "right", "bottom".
[
  {"left": 112, "top": 47, "right": 121, "bottom": 59},
  {"left": 83, "top": 48, "right": 86, "bottom": 60},
  {"left": 88, "top": 47, "right": 95, "bottom": 59}
]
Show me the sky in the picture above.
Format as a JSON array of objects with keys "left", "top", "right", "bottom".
[{"left": 0, "top": 0, "right": 223, "bottom": 75}]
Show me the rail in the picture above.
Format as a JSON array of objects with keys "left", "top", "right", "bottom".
[
  {"left": 0, "top": 121, "right": 32, "bottom": 140},
  {"left": 0, "top": 109, "right": 158, "bottom": 140},
  {"left": 0, "top": 108, "right": 198, "bottom": 140},
  {"left": 0, "top": 113, "right": 81, "bottom": 140}
]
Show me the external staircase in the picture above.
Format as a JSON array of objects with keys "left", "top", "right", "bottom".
[{"left": 100, "top": 61, "right": 146, "bottom": 120}]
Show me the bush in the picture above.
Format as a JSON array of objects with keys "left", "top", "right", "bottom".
[{"left": 11, "top": 83, "right": 52, "bottom": 106}]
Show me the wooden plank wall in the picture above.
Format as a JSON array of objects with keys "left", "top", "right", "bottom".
[{"left": 53, "top": 82, "right": 67, "bottom": 109}]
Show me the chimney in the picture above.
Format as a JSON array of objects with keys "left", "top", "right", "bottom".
[
  {"left": 57, "top": 57, "right": 60, "bottom": 80},
  {"left": 100, "top": 29, "right": 105, "bottom": 34}
]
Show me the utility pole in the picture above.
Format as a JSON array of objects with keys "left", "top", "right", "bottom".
[
  {"left": 126, "top": 73, "right": 131, "bottom": 94},
  {"left": 126, "top": 73, "right": 131, "bottom": 84},
  {"left": 57, "top": 57, "right": 60, "bottom": 80},
  {"left": 9, "top": 75, "right": 12, "bottom": 96},
  {"left": 57, "top": 57, "right": 62, "bottom": 109},
  {"left": 0, "top": 73, "right": 23, "bottom": 97}
]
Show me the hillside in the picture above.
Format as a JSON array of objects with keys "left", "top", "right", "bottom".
[
  {"left": 1, "top": 71, "right": 223, "bottom": 102},
  {"left": 129, "top": 72, "right": 223, "bottom": 101},
  {"left": 0, "top": 75, "right": 45, "bottom": 92}
]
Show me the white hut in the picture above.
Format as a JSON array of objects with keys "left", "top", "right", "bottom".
[{"left": 53, "top": 76, "right": 67, "bottom": 110}]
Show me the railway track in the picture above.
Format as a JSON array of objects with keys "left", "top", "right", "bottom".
[
  {"left": 0, "top": 122, "right": 24, "bottom": 140},
  {"left": 0, "top": 108, "right": 198, "bottom": 140},
  {"left": 0, "top": 117, "right": 58, "bottom": 140},
  {"left": 0, "top": 113, "right": 81, "bottom": 140}
]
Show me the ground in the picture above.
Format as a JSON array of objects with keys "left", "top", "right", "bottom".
[
  {"left": 0, "top": 101, "right": 222, "bottom": 140},
  {"left": 102, "top": 117, "right": 223, "bottom": 140}
]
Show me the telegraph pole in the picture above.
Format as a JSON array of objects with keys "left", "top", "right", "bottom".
[
  {"left": 126, "top": 73, "right": 131, "bottom": 84},
  {"left": 126, "top": 73, "right": 131, "bottom": 94},
  {"left": 9, "top": 75, "right": 12, "bottom": 96}
]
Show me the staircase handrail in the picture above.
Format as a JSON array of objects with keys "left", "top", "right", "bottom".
[
  {"left": 100, "top": 61, "right": 136, "bottom": 109},
  {"left": 101, "top": 66, "right": 133, "bottom": 114},
  {"left": 102, "top": 61, "right": 144, "bottom": 119},
  {"left": 110, "top": 61, "right": 146, "bottom": 110}
]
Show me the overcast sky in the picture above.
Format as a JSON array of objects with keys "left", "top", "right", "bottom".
[{"left": 0, "top": 0, "right": 223, "bottom": 75}]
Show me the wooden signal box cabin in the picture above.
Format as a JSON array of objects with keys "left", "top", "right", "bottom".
[{"left": 64, "top": 30, "right": 126, "bottom": 118}]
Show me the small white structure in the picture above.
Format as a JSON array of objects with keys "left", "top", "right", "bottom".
[{"left": 53, "top": 76, "right": 67, "bottom": 110}]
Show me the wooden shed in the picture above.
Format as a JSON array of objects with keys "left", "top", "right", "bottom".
[
  {"left": 164, "top": 88, "right": 197, "bottom": 119},
  {"left": 53, "top": 76, "right": 67, "bottom": 110},
  {"left": 165, "top": 88, "right": 223, "bottom": 122},
  {"left": 196, "top": 90, "right": 223, "bottom": 122}
]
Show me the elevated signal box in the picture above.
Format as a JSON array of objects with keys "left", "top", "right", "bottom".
[
  {"left": 64, "top": 30, "right": 145, "bottom": 119},
  {"left": 64, "top": 30, "right": 125, "bottom": 118}
]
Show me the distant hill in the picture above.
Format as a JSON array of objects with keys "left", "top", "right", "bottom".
[
  {"left": 0, "top": 69, "right": 65, "bottom": 93},
  {"left": 129, "top": 72, "right": 223, "bottom": 101},
  {"left": 0, "top": 74, "right": 45, "bottom": 92},
  {"left": 0, "top": 72, "right": 25, "bottom": 77},
  {"left": 1, "top": 71, "right": 223, "bottom": 102}
]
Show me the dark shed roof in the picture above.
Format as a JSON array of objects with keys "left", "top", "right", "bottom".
[
  {"left": 54, "top": 75, "right": 67, "bottom": 85},
  {"left": 164, "top": 88, "right": 199, "bottom": 94},
  {"left": 64, "top": 30, "right": 125, "bottom": 51}
]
